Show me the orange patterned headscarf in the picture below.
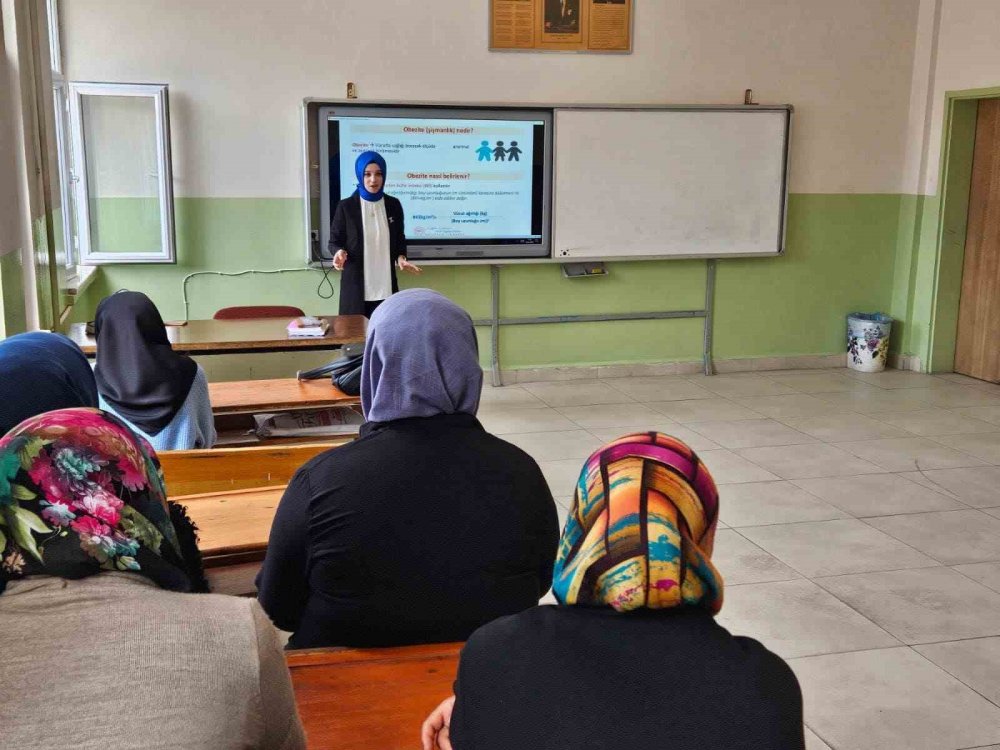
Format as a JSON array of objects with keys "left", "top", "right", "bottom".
[{"left": 552, "top": 432, "right": 723, "bottom": 613}]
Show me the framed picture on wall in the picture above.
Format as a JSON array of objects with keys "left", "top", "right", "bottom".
[{"left": 490, "top": 0, "right": 632, "bottom": 53}]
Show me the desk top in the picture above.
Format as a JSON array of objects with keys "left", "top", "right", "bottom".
[
  {"left": 68, "top": 315, "right": 367, "bottom": 356},
  {"left": 286, "top": 642, "right": 462, "bottom": 750},
  {"left": 182, "top": 485, "right": 281, "bottom": 558},
  {"left": 209, "top": 378, "right": 359, "bottom": 414}
]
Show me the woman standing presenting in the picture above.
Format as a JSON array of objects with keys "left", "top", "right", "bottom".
[{"left": 330, "top": 151, "right": 421, "bottom": 316}]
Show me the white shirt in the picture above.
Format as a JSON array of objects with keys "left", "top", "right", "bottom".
[{"left": 360, "top": 197, "right": 392, "bottom": 302}]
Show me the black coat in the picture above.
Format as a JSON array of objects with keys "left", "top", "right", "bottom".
[
  {"left": 255, "top": 413, "right": 560, "bottom": 648},
  {"left": 329, "top": 193, "right": 406, "bottom": 315},
  {"left": 450, "top": 606, "right": 805, "bottom": 750}
]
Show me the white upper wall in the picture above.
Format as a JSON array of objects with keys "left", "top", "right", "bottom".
[
  {"left": 899, "top": 0, "right": 939, "bottom": 195},
  {"left": 62, "top": 0, "right": 920, "bottom": 197},
  {"left": 905, "top": 0, "right": 1000, "bottom": 195}
]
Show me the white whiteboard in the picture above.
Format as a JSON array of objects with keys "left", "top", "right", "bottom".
[{"left": 552, "top": 108, "right": 790, "bottom": 260}]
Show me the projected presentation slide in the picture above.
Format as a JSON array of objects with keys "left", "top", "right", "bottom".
[{"left": 331, "top": 116, "right": 544, "bottom": 246}]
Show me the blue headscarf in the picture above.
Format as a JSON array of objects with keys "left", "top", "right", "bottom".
[
  {"left": 355, "top": 150, "right": 387, "bottom": 202},
  {"left": 361, "top": 289, "right": 483, "bottom": 423},
  {"left": 0, "top": 332, "right": 99, "bottom": 435}
]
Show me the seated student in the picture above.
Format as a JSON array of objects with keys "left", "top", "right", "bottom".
[
  {"left": 0, "top": 331, "right": 98, "bottom": 435},
  {"left": 0, "top": 408, "right": 305, "bottom": 750},
  {"left": 422, "top": 432, "right": 805, "bottom": 750},
  {"left": 256, "top": 289, "right": 559, "bottom": 648},
  {"left": 0, "top": 332, "right": 208, "bottom": 590},
  {"left": 94, "top": 291, "right": 216, "bottom": 451}
]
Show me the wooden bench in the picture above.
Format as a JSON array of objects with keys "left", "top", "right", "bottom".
[
  {"left": 286, "top": 643, "right": 462, "bottom": 750},
  {"left": 163, "top": 441, "right": 348, "bottom": 593},
  {"left": 209, "top": 378, "right": 359, "bottom": 415},
  {"left": 160, "top": 442, "right": 339, "bottom": 496},
  {"left": 209, "top": 378, "right": 360, "bottom": 447},
  {"left": 181, "top": 485, "right": 282, "bottom": 563},
  {"left": 203, "top": 377, "right": 361, "bottom": 446},
  {"left": 180, "top": 484, "right": 284, "bottom": 595}
]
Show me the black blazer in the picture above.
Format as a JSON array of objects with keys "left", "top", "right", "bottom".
[
  {"left": 255, "top": 413, "right": 560, "bottom": 649},
  {"left": 329, "top": 193, "right": 406, "bottom": 315}
]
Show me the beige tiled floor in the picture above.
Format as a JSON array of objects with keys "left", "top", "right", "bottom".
[{"left": 486, "top": 367, "right": 1000, "bottom": 749}]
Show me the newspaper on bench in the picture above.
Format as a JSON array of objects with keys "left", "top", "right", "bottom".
[{"left": 253, "top": 406, "right": 364, "bottom": 438}]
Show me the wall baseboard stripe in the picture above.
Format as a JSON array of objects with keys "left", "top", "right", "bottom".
[{"left": 498, "top": 353, "right": 848, "bottom": 384}]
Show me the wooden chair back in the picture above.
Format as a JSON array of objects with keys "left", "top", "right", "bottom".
[
  {"left": 286, "top": 643, "right": 462, "bottom": 750},
  {"left": 213, "top": 305, "right": 305, "bottom": 319}
]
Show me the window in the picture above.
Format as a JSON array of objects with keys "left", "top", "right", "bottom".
[
  {"left": 46, "top": 0, "right": 76, "bottom": 270},
  {"left": 52, "top": 81, "right": 78, "bottom": 269},
  {"left": 68, "top": 82, "right": 175, "bottom": 264},
  {"left": 46, "top": 0, "right": 62, "bottom": 74}
]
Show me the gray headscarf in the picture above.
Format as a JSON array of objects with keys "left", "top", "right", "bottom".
[{"left": 361, "top": 289, "right": 482, "bottom": 423}]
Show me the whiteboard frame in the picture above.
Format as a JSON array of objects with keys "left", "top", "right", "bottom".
[
  {"left": 302, "top": 99, "right": 792, "bottom": 266},
  {"left": 551, "top": 104, "right": 792, "bottom": 262}
]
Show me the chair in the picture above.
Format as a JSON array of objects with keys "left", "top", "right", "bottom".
[{"left": 213, "top": 305, "right": 305, "bottom": 320}]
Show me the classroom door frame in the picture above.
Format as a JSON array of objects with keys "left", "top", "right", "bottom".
[{"left": 926, "top": 85, "right": 1000, "bottom": 374}]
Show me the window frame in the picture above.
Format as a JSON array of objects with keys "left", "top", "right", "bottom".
[
  {"left": 52, "top": 81, "right": 77, "bottom": 269},
  {"left": 68, "top": 81, "right": 176, "bottom": 264},
  {"left": 45, "top": 0, "right": 62, "bottom": 74},
  {"left": 46, "top": 0, "right": 76, "bottom": 269}
]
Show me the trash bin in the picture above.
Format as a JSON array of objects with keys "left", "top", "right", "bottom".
[{"left": 847, "top": 313, "right": 893, "bottom": 373}]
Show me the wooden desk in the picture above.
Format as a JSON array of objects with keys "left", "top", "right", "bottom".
[
  {"left": 209, "top": 378, "right": 359, "bottom": 415},
  {"left": 160, "top": 442, "right": 337, "bottom": 496},
  {"left": 287, "top": 643, "right": 461, "bottom": 750},
  {"left": 68, "top": 315, "right": 367, "bottom": 356},
  {"left": 181, "top": 485, "right": 282, "bottom": 564}
]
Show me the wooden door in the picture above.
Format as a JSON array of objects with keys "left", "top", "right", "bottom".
[{"left": 955, "top": 98, "right": 1000, "bottom": 382}]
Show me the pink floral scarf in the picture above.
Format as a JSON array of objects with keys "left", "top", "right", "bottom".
[{"left": 0, "top": 408, "right": 192, "bottom": 593}]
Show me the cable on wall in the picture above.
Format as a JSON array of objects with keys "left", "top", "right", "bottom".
[{"left": 180, "top": 268, "right": 336, "bottom": 321}]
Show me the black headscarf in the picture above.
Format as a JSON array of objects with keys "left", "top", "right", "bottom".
[
  {"left": 0, "top": 332, "right": 99, "bottom": 435},
  {"left": 93, "top": 291, "right": 198, "bottom": 436}
]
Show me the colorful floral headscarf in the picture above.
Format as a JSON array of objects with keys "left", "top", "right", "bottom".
[
  {"left": 0, "top": 408, "right": 192, "bottom": 593},
  {"left": 553, "top": 432, "right": 723, "bottom": 613}
]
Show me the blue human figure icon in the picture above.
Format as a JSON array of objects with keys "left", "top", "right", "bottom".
[
  {"left": 493, "top": 141, "right": 506, "bottom": 162},
  {"left": 476, "top": 140, "right": 492, "bottom": 161},
  {"left": 506, "top": 141, "right": 522, "bottom": 162}
]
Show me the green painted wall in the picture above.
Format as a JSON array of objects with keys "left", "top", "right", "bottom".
[
  {"left": 0, "top": 249, "right": 28, "bottom": 336},
  {"left": 890, "top": 193, "right": 940, "bottom": 361},
  {"left": 68, "top": 193, "right": 901, "bottom": 369},
  {"left": 31, "top": 217, "right": 57, "bottom": 332},
  {"left": 716, "top": 194, "right": 898, "bottom": 359},
  {"left": 888, "top": 193, "right": 922, "bottom": 357},
  {"left": 91, "top": 197, "right": 162, "bottom": 255}
]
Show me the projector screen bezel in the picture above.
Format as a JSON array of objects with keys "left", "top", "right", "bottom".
[{"left": 317, "top": 104, "right": 553, "bottom": 262}]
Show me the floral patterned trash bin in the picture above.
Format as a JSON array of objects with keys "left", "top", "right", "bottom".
[{"left": 847, "top": 313, "right": 893, "bottom": 373}]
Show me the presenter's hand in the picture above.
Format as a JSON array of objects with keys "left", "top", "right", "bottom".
[
  {"left": 398, "top": 257, "right": 423, "bottom": 275},
  {"left": 421, "top": 695, "right": 455, "bottom": 750},
  {"left": 332, "top": 249, "right": 347, "bottom": 271}
]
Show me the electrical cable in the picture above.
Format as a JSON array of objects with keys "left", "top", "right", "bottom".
[
  {"left": 316, "top": 261, "right": 336, "bottom": 299},
  {"left": 180, "top": 267, "right": 335, "bottom": 321}
]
